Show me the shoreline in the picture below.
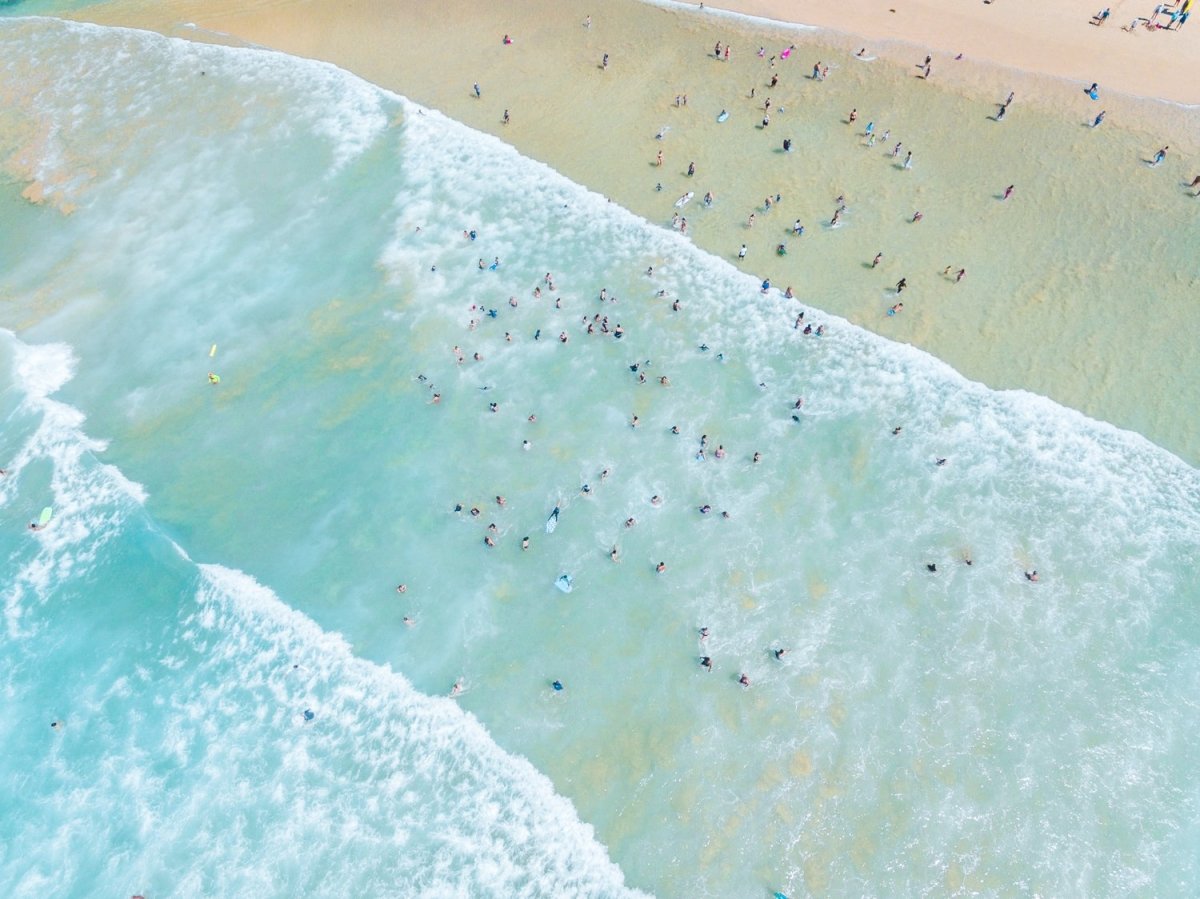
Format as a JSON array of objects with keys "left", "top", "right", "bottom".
[{"left": 64, "top": 0, "right": 1200, "bottom": 464}]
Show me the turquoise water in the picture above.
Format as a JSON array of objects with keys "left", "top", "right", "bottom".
[{"left": 2, "top": 16, "right": 1200, "bottom": 898}]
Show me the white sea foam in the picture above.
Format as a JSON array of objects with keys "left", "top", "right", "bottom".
[{"left": 0, "top": 327, "right": 645, "bottom": 898}]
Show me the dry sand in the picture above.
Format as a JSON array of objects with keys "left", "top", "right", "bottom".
[{"left": 679, "top": 0, "right": 1200, "bottom": 105}]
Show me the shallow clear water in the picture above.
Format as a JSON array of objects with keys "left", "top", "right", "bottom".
[{"left": 2, "top": 16, "right": 1200, "bottom": 899}]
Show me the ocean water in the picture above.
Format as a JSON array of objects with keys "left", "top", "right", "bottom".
[{"left": 2, "top": 15, "right": 1200, "bottom": 899}]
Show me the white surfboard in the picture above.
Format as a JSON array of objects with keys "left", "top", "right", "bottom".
[{"left": 674, "top": 191, "right": 694, "bottom": 208}]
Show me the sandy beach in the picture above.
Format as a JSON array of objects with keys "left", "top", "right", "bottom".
[
  {"left": 679, "top": 0, "right": 1200, "bottom": 105},
  {"left": 73, "top": 0, "right": 1200, "bottom": 462}
]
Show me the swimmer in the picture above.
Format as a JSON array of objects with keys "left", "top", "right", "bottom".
[
  {"left": 522, "top": 439, "right": 531, "bottom": 450},
  {"left": 773, "top": 648, "right": 788, "bottom": 659},
  {"left": 701, "top": 656, "right": 713, "bottom": 670},
  {"left": 739, "top": 673, "right": 751, "bottom": 687},
  {"left": 631, "top": 414, "right": 640, "bottom": 427},
  {"left": 553, "top": 680, "right": 564, "bottom": 691},
  {"left": 752, "top": 451, "right": 762, "bottom": 463},
  {"left": 660, "top": 376, "right": 671, "bottom": 386},
  {"left": 656, "top": 561, "right": 667, "bottom": 573},
  {"left": 936, "top": 457, "right": 947, "bottom": 466},
  {"left": 396, "top": 584, "right": 407, "bottom": 594},
  {"left": 699, "top": 627, "right": 710, "bottom": 640},
  {"left": 699, "top": 504, "right": 712, "bottom": 514},
  {"left": 651, "top": 495, "right": 663, "bottom": 506},
  {"left": 610, "top": 546, "right": 620, "bottom": 562},
  {"left": 521, "top": 536, "right": 530, "bottom": 550},
  {"left": 471, "top": 507, "right": 481, "bottom": 517},
  {"left": 451, "top": 681, "right": 462, "bottom": 696},
  {"left": 1025, "top": 570, "right": 1039, "bottom": 582},
  {"left": 625, "top": 517, "right": 636, "bottom": 528},
  {"left": 484, "top": 535, "right": 496, "bottom": 547},
  {"left": 892, "top": 426, "right": 903, "bottom": 435},
  {"left": 670, "top": 424, "right": 680, "bottom": 434},
  {"left": 403, "top": 616, "right": 415, "bottom": 626},
  {"left": 926, "top": 563, "right": 937, "bottom": 572}
]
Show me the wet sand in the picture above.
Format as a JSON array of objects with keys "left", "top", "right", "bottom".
[{"left": 73, "top": 0, "right": 1200, "bottom": 463}]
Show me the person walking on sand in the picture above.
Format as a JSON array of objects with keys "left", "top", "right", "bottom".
[
  {"left": 1092, "top": 110, "right": 1106, "bottom": 128},
  {"left": 1151, "top": 146, "right": 1169, "bottom": 166},
  {"left": 1003, "top": 184, "right": 1014, "bottom": 200},
  {"left": 872, "top": 251, "right": 883, "bottom": 268},
  {"left": 473, "top": 82, "right": 481, "bottom": 98},
  {"left": 903, "top": 151, "right": 913, "bottom": 169},
  {"left": 955, "top": 268, "right": 966, "bottom": 282},
  {"left": 738, "top": 244, "right": 747, "bottom": 259}
]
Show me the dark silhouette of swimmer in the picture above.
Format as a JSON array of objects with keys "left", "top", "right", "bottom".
[
  {"left": 926, "top": 563, "right": 937, "bottom": 572},
  {"left": 700, "top": 656, "right": 713, "bottom": 670}
]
